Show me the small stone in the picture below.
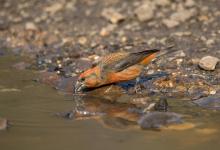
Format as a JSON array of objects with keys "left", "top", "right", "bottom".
[
  {"left": 175, "top": 50, "right": 186, "bottom": 57},
  {"left": 131, "top": 97, "right": 150, "bottom": 106},
  {"left": 199, "top": 56, "right": 219, "bottom": 71},
  {"left": 173, "top": 31, "right": 192, "bottom": 36},
  {"left": 88, "top": 55, "right": 100, "bottom": 61},
  {"left": 185, "top": 0, "right": 195, "bottom": 7},
  {"left": 162, "top": 19, "right": 179, "bottom": 28},
  {"left": 198, "top": 15, "right": 209, "bottom": 22},
  {"left": 193, "top": 94, "right": 220, "bottom": 110},
  {"left": 45, "top": 3, "right": 63, "bottom": 14},
  {"left": 147, "top": 69, "right": 155, "bottom": 75},
  {"left": 191, "top": 58, "right": 200, "bottom": 65},
  {"left": 78, "top": 37, "right": 87, "bottom": 45},
  {"left": 206, "top": 39, "right": 215, "bottom": 46},
  {"left": 65, "top": 1, "right": 76, "bottom": 10},
  {"left": 210, "top": 90, "right": 216, "bottom": 95},
  {"left": 101, "top": 8, "right": 125, "bottom": 24},
  {"left": 176, "top": 58, "right": 183, "bottom": 65},
  {"left": 100, "top": 24, "right": 116, "bottom": 36},
  {"left": 138, "top": 112, "right": 182, "bottom": 130},
  {"left": 135, "top": 2, "right": 155, "bottom": 22},
  {"left": 121, "top": 36, "right": 127, "bottom": 43},
  {"left": 25, "top": 22, "right": 38, "bottom": 30},
  {"left": 0, "top": 118, "right": 8, "bottom": 130}
]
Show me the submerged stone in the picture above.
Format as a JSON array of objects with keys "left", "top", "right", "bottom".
[
  {"left": 193, "top": 94, "right": 220, "bottom": 110},
  {"left": 138, "top": 112, "right": 182, "bottom": 130}
]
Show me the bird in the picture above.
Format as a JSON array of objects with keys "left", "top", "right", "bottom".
[{"left": 74, "top": 48, "right": 165, "bottom": 93}]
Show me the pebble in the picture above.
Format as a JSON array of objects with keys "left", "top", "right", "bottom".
[
  {"left": 191, "top": 58, "right": 200, "bottom": 65},
  {"left": 101, "top": 8, "right": 125, "bottom": 24},
  {"left": 199, "top": 56, "right": 219, "bottom": 71},
  {"left": 135, "top": 2, "right": 155, "bottom": 22},
  {"left": 100, "top": 24, "right": 116, "bottom": 37},
  {"left": 25, "top": 22, "right": 38, "bottom": 30},
  {"left": 162, "top": 19, "right": 180, "bottom": 28},
  {"left": 45, "top": 3, "right": 63, "bottom": 14},
  {"left": 185, "top": 0, "right": 195, "bottom": 7},
  {"left": 138, "top": 112, "right": 182, "bottom": 130},
  {"left": 206, "top": 39, "right": 215, "bottom": 46},
  {"left": 0, "top": 118, "right": 8, "bottom": 130},
  {"left": 78, "top": 37, "right": 87, "bottom": 45}
]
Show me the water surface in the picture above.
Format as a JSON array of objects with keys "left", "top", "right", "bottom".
[{"left": 0, "top": 56, "right": 220, "bottom": 150}]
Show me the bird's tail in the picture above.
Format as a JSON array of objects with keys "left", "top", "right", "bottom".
[{"left": 134, "top": 48, "right": 160, "bottom": 55}]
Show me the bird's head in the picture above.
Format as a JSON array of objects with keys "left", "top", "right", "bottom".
[{"left": 74, "top": 67, "right": 101, "bottom": 93}]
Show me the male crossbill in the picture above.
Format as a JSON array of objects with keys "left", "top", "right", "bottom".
[{"left": 75, "top": 48, "right": 161, "bottom": 93}]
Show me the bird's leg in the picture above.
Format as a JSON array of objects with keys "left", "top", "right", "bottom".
[
  {"left": 104, "top": 85, "right": 113, "bottom": 93},
  {"left": 134, "top": 70, "right": 146, "bottom": 93},
  {"left": 134, "top": 76, "right": 142, "bottom": 94}
]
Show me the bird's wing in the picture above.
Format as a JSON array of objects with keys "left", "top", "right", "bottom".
[{"left": 99, "top": 49, "right": 160, "bottom": 75}]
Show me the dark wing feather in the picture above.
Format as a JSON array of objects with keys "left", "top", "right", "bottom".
[
  {"left": 110, "top": 49, "right": 160, "bottom": 72},
  {"left": 99, "top": 49, "right": 159, "bottom": 75}
]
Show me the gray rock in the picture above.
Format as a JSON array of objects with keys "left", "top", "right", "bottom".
[
  {"left": 199, "top": 56, "right": 219, "bottom": 71},
  {"left": 193, "top": 94, "right": 220, "bottom": 110},
  {"left": 135, "top": 2, "right": 155, "bottom": 22},
  {"left": 0, "top": 118, "right": 8, "bottom": 130},
  {"left": 138, "top": 112, "right": 182, "bottom": 130}
]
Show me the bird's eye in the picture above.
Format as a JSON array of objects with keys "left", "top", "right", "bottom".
[{"left": 80, "top": 78, "right": 85, "bottom": 81}]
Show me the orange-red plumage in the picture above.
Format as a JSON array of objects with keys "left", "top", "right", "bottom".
[{"left": 75, "top": 49, "right": 160, "bottom": 92}]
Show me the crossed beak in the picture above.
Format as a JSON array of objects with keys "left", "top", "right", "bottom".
[{"left": 74, "top": 80, "right": 86, "bottom": 93}]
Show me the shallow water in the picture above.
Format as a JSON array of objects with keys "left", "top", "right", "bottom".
[{"left": 0, "top": 56, "right": 220, "bottom": 150}]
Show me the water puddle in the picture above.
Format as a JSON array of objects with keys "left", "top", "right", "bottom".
[{"left": 0, "top": 55, "right": 220, "bottom": 150}]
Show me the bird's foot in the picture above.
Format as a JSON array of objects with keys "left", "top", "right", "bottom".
[{"left": 134, "top": 84, "right": 142, "bottom": 94}]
